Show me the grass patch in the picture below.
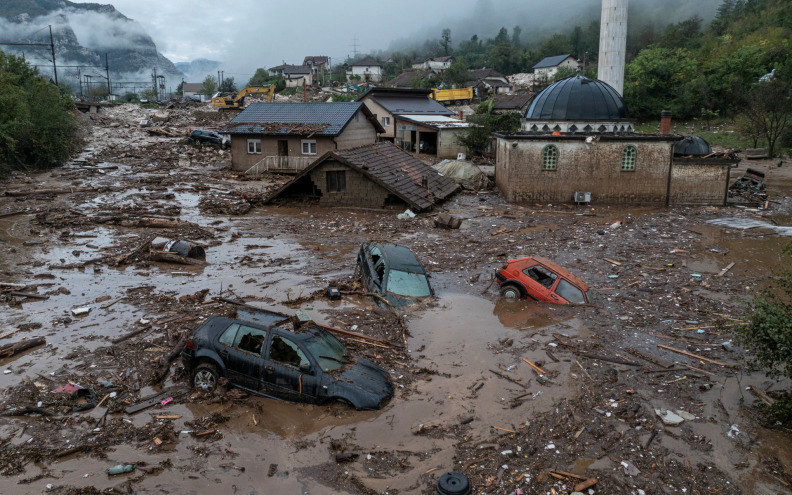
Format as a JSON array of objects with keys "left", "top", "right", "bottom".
[{"left": 635, "top": 119, "right": 750, "bottom": 150}]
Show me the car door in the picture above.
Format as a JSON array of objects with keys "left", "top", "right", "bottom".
[
  {"left": 553, "top": 277, "right": 586, "bottom": 304},
  {"left": 260, "top": 332, "right": 321, "bottom": 403},
  {"left": 520, "top": 264, "right": 559, "bottom": 302},
  {"left": 217, "top": 323, "right": 267, "bottom": 390}
]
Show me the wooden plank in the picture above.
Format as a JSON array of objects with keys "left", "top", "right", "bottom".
[
  {"left": 717, "top": 262, "right": 736, "bottom": 277},
  {"left": 603, "top": 258, "right": 622, "bottom": 266},
  {"left": 657, "top": 344, "right": 728, "bottom": 367}
]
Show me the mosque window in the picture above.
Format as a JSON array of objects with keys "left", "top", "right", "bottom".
[
  {"left": 542, "top": 144, "right": 559, "bottom": 170},
  {"left": 621, "top": 145, "right": 637, "bottom": 171}
]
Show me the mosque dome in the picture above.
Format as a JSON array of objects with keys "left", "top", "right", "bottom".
[
  {"left": 525, "top": 76, "right": 628, "bottom": 121},
  {"left": 674, "top": 136, "right": 713, "bottom": 156}
]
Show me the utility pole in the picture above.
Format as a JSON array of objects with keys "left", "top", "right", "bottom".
[
  {"left": 105, "top": 53, "right": 111, "bottom": 96},
  {"left": 152, "top": 67, "right": 158, "bottom": 99},
  {"left": 49, "top": 25, "right": 58, "bottom": 85},
  {"left": 77, "top": 67, "right": 82, "bottom": 96},
  {"left": 350, "top": 36, "right": 359, "bottom": 58}
]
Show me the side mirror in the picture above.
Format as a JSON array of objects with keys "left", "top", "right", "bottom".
[{"left": 300, "top": 364, "right": 313, "bottom": 375}]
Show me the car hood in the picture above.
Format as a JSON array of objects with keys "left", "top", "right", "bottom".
[{"left": 329, "top": 357, "right": 393, "bottom": 409}]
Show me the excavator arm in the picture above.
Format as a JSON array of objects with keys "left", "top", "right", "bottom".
[{"left": 212, "top": 84, "right": 275, "bottom": 108}]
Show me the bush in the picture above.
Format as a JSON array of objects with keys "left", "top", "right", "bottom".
[
  {"left": 0, "top": 51, "right": 82, "bottom": 175},
  {"left": 733, "top": 242, "right": 792, "bottom": 424}
]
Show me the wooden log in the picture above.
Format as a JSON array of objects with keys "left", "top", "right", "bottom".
[
  {"left": 313, "top": 322, "right": 394, "bottom": 346},
  {"left": 657, "top": 344, "right": 728, "bottom": 367},
  {"left": 56, "top": 445, "right": 87, "bottom": 457},
  {"left": 119, "top": 217, "right": 184, "bottom": 229},
  {"left": 111, "top": 326, "right": 150, "bottom": 344},
  {"left": 574, "top": 478, "right": 598, "bottom": 491},
  {"left": 4, "top": 186, "right": 101, "bottom": 197},
  {"left": 149, "top": 332, "right": 189, "bottom": 384},
  {"left": 150, "top": 252, "right": 206, "bottom": 266},
  {"left": 9, "top": 292, "right": 49, "bottom": 300},
  {"left": 0, "top": 337, "right": 46, "bottom": 358}
]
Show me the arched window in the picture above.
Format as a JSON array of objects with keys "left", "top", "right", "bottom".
[
  {"left": 542, "top": 144, "right": 559, "bottom": 170},
  {"left": 621, "top": 145, "right": 637, "bottom": 171}
]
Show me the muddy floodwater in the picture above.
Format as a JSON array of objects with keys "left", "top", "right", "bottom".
[{"left": 2, "top": 104, "right": 792, "bottom": 494}]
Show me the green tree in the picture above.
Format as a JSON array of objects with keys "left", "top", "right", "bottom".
[
  {"left": 511, "top": 26, "right": 522, "bottom": 48},
  {"left": 200, "top": 75, "right": 217, "bottom": 94},
  {"left": 0, "top": 51, "right": 81, "bottom": 175},
  {"left": 443, "top": 58, "right": 470, "bottom": 86},
  {"left": 456, "top": 99, "right": 521, "bottom": 157},
  {"left": 550, "top": 66, "right": 579, "bottom": 83},
  {"left": 175, "top": 81, "right": 184, "bottom": 94},
  {"left": 623, "top": 46, "right": 698, "bottom": 119},
  {"left": 219, "top": 76, "right": 237, "bottom": 93},
  {"left": 440, "top": 28, "right": 452, "bottom": 55},
  {"left": 740, "top": 76, "right": 792, "bottom": 157},
  {"left": 248, "top": 68, "right": 270, "bottom": 86}
]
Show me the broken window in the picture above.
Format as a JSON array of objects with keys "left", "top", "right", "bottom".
[
  {"left": 541, "top": 144, "right": 558, "bottom": 170},
  {"left": 232, "top": 325, "right": 267, "bottom": 354},
  {"left": 304, "top": 331, "right": 347, "bottom": 372},
  {"left": 523, "top": 265, "right": 557, "bottom": 289},
  {"left": 621, "top": 145, "right": 637, "bottom": 171},
  {"left": 556, "top": 279, "right": 586, "bottom": 304},
  {"left": 326, "top": 170, "right": 346, "bottom": 192},
  {"left": 301, "top": 140, "right": 317, "bottom": 155},
  {"left": 247, "top": 139, "right": 261, "bottom": 154},
  {"left": 386, "top": 270, "right": 431, "bottom": 297},
  {"left": 270, "top": 336, "right": 309, "bottom": 369}
]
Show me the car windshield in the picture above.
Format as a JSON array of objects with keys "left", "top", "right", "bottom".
[
  {"left": 556, "top": 278, "right": 586, "bottom": 304},
  {"left": 387, "top": 269, "right": 431, "bottom": 297},
  {"left": 304, "top": 330, "right": 347, "bottom": 372}
]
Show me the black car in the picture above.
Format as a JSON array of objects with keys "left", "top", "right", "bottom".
[
  {"left": 355, "top": 242, "right": 433, "bottom": 308},
  {"left": 181, "top": 314, "right": 394, "bottom": 410},
  {"left": 188, "top": 129, "right": 229, "bottom": 148}
]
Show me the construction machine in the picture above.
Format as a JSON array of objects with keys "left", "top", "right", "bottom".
[{"left": 212, "top": 85, "right": 275, "bottom": 109}]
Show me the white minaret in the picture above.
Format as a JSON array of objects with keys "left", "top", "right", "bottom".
[{"left": 597, "top": 0, "right": 628, "bottom": 96}]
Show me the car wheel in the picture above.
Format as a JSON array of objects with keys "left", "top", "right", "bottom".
[
  {"left": 192, "top": 364, "right": 219, "bottom": 391},
  {"left": 500, "top": 284, "right": 523, "bottom": 299}
]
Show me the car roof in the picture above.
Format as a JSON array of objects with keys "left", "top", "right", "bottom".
[
  {"left": 366, "top": 242, "right": 426, "bottom": 274},
  {"left": 509, "top": 256, "right": 589, "bottom": 291},
  {"left": 203, "top": 315, "right": 327, "bottom": 344}
]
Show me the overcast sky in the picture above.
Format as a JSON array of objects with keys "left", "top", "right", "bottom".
[{"left": 70, "top": 0, "right": 482, "bottom": 78}]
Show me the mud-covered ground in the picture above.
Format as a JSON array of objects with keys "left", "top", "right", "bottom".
[{"left": 1, "top": 103, "right": 791, "bottom": 494}]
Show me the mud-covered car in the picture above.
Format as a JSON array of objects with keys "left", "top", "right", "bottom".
[
  {"left": 355, "top": 242, "right": 433, "bottom": 307},
  {"left": 181, "top": 314, "right": 394, "bottom": 410},
  {"left": 495, "top": 256, "right": 590, "bottom": 304},
  {"left": 188, "top": 129, "right": 229, "bottom": 148}
]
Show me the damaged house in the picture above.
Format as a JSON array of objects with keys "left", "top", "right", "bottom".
[
  {"left": 265, "top": 141, "right": 460, "bottom": 210},
  {"left": 224, "top": 102, "right": 383, "bottom": 173},
  {"left": 495, "top": 76, "right": 735, "bottom": 206},
  {"left": 358, "top": 88, "right": 473, "bottom": 158}
]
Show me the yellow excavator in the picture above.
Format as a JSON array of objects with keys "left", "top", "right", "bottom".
[{"left": 212, "top": 85, "right": 275, "bottom": 109}]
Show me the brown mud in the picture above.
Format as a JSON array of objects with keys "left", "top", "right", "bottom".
[{"left": 1, "top": 103, "right": 791, "bottom": 494}]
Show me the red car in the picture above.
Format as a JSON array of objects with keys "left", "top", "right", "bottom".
[{"left": 495, "top": 256, "right": 590, "bottom": 304}]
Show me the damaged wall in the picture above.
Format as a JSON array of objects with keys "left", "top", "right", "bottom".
[
  {"left": 669, "top": 159, "right": 733, "bottom": 206},
  {"left": 306, "top": 160, "right": 400, "bottom": 208},
  {"left": 495, "top": 136, "right": 675, "bottom": 204}
]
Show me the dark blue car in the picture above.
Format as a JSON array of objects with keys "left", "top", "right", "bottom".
[
  {"left": 355, "top": 242, "right": 433, "bottom": 308},
  {"left": 181, "top": 314, "right": 394, "bottom": 410}
]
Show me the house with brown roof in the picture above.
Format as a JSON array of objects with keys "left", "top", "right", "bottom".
[
  {"left": 388, "top": 70, "right": 434, "bottom": 88},
  {"left": 303, "top": 56, "right": 330, "bottom": 77},
  {"left": 491, "top": 94, "right": 535, "bottom": 114},
  {"left": 265, "top": 141, "right": 460, "bottom": 210},
  {"left": 465, "top": 68, "right": 511, "bottom": 97},
  {"left": 223, "top": 102, "right": 383, "bottom": 172},
  {"left": 357, "top": 87, "right": 453, "bottom": 141}
]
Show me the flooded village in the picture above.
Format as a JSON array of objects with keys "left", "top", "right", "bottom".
[{"left": 1, "top": 0, "right": 792, "bottom": 494}]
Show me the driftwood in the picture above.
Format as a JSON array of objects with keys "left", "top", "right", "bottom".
[
  {"left": 55, "top": 445, "right": 87, "bottom": 457},
  {"left": 145, "top": 128, "right": 180, "bottom": 137},
  {"left": 313, "top": 322, "right": 396, "bottom": 346},
  {"left": 109, "top": 234, "right": 155, "bottom": 266},
  {"left": 0, "top": 337, "right": 45, "bottom": 358},
  {"left": 1, "top": 405, "right": 54, "bottom": 416},
  {"left": 4, "top": 186, "right": 101, "bottom": 197},
  {"left": 119, "top": 217, "right": 184, "bottom": 229},
  {"left": 150, "top": 332, "right": 189, "bottom": 384},
  {"left": 150, "top": 251, "right": 207, "bottom": 265},
  {"left": 111, "top": 325, "right": 151, "bottom": 344},
  {"left": 9, "top": 292, "right": 49, "bottom": 300}
]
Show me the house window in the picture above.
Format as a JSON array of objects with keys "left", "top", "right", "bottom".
[
  {"left": 382, "top": 116, "right": 391, "bottom": 127},
  {"left": 301, "top": 140, "right": 317, "bottom": 155},
  {"left": 326, "top": 170, "right": 346, "bottom": 192},
  {"left": 247, "top": 139, "right": 261, "bottom": 154},
  {"left": 621, "top": 145, "right": 637, "bottom": 171},
  {"left": 542, "top": 144, "right": 559, "bottom": 170}
]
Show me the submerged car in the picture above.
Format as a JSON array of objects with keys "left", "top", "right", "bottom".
[
  {"left": 355, "top": 242, "right": 433, "bottom": 308},
  {"left": 495, "top": 256, "right": 590, "bottom": 304},
  {"left": 181, "top": 314, "right": 394, "bottom": 410}
]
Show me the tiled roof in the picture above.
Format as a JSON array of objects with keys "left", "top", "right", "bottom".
[
  {"left": 432, "top": 56, "right": 453, "bottom": 62},
  {"left": 468, "top": 68, "right": 504, "bottom": 80},
  {"left": 225, "top": 102, "right": 365, "bottom": 136},
  {"left": 303, "top": 56, "right": 329, "bottom": 65},
  {"left": 267, "top": 142, "right": 460, "bottom": 211},
  {"left": 350, "top": 57, "right": 383, "bottom": 67},
  {"left": 533, "top": 54, "right": 575, "bottom": 69},
  {"left": 365, "top": 88, "right": 454, "bottom": 116},
  {"left": 389, "top": 70, "right": 427, "bottom": 87},
  {"left": 283, "top": 65, "right": 311, "bottom": 75}
]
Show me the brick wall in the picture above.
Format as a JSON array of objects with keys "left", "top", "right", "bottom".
[
  {"left": 308, "top": 160, "right": 396, "bottom": 208},
  {"left": 495, "top": 137, "right": 674, "bottom": 204},
  {"left": 669, "top": 159, "right": 732, "bottom": 206}
]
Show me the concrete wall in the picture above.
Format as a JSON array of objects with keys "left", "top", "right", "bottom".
[
  {"left": 495, "top": 137, "right": 673, "bottom": 204},
  {"left": 359, "top": 98, "right": 395, "bottom": 138},
  {"left": 669, "top": 160, "right": 732, "bottom": 206},
  {"left": 307, "top": 160, "right": 399, "bottom": 208},
  {"left": 347, "top": 66, "right": 382, "bottom": 82},
  {"left": 229, "top": 108, "right": 377, "bottom": 171},
  {"left": 438, "top": 128, "right": 468, "bottom": 159}
]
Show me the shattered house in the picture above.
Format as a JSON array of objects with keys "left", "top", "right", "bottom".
[
  {"left": 224, "top": 102, "right": 383, "bottom": 173},
  {"left": 265, "top": 141, "right": 460, "bottom": 210},
  {"left": 495, "top": 76, "right": 735, "bottom": 206}
]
